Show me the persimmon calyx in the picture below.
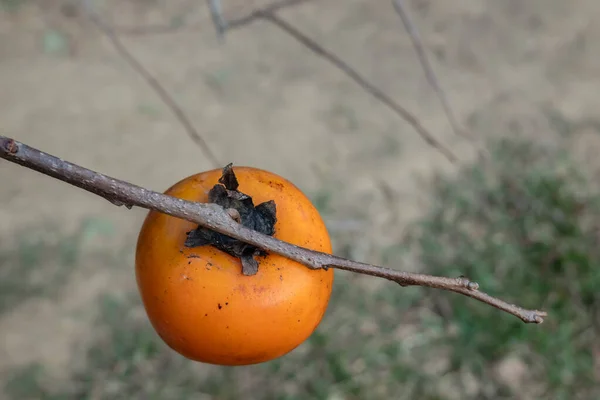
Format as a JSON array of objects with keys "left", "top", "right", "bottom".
[{"left": 184, "top": 163, "right": 278, "bottom": 276}]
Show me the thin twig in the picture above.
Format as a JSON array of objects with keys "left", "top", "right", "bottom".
[
  {"left": 226, "top": 0, "right": 310, "bottom": 31},
  {"left": 260, "top": 12, "right": 458, "bottom": 164},
  {"left": 391, "top": 0, "right": 466, "bottom": 140},
  {"left": 81, "top": 0, "right": 221, "bottom": 168},
  {"left": 113, "top": 0, "right": 311, "bottom": 35},
  {"left": 102, "top": 0, "right": 459, "bottom": 163},
  {"left": 0, "top": 135, "right": 546, "bottom": 324},
  {"left": 207, "top": 0, "right": 227, "bottom": 39},
  {"left": 98, "top": 0, "right": 458, "bottom": 162}
]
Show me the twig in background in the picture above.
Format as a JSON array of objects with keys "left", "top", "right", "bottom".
[
  {"left": 207, "top": 0, "right": 227, "bottom": 40},
  {"left": 81, "top": 0, "right": 222, "bottom": 168},
  {"left": 113, "top": 0, "right": 311, "bottom": 35},
  {"left": 226, "top": 0, "right": 310, "bottom": 30},
  {"left": 260, "top": 12, "right": 458, "bottom": 164},
  {"left": 100, "top": 0, "right": 459, "bottom": 162},
  {"left": 391, "top": 0, "right": 466, "bottom": 140},
  {"left": 101, "top": 0, "right": 464, "bottom": 162},
  {"left": 0, "top": 135, "right": 547, "bottom": 324}
]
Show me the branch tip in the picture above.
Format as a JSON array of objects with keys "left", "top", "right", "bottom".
[{"left": 526, "top": 311, "right": 547, "bottom": 324}]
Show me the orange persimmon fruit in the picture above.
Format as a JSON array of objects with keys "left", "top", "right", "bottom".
[{"left": 135, "top": 164, "right": 334, "bottom": 366}]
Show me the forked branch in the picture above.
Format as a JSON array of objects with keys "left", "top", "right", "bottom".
[{"left": 0, "top": 136, "right": 546, "bottom": 324}]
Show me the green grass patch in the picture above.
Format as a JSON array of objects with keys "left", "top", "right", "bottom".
[
  {"left": 404, "top": 137, "right": 600, "bottom": 399},
  {"left": 0, "top": 217, "right": 116, "bottom": 314},
  {"left": 0, "top": 0, "right": 26, "bottom": 12}
]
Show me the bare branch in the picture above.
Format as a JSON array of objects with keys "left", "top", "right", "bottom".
[
  {"left": 391, "top": 0, "right": 466, "bottom": 139},
  {"left": 81, "top": 0, "right": 221, "bottom": 168},
  {"left": 260, "top": 12, "right": 458, "bottom": 164},
  {"left": 98, "top": 0, "right": 457, "bottom": 164},
  {"left": 0, "top": 135, "right": 546, "bottom": 324},
  {"left": 92, "top": 0, "right": 457, "bottom": 162},
  {"left": 207, "top": 0, "right": 227, "bottom": 39},
  {"left": 226, "top": 0, "right": 311, "bottom": 31},
  {"left": 113, "top": 0, "right": 311, "bottom": 36}
]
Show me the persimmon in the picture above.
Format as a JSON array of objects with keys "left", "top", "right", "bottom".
[{"left": 135, "top": 164, "right": 334, "bottom": 366}]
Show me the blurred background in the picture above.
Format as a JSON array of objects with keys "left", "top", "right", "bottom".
[{"left": 1, "top": 0, "right": 599, "bottom": 399}]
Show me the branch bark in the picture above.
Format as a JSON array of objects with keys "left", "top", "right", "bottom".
[
  {"left": 0, "top": 136, "right": 546, "bottom": 324},
  {"left": 391, "top": 0, "right": 464, "bottom": 139}
]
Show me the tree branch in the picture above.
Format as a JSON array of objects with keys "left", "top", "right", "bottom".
[
  {"left": 111, "top": 0, "right": 311, "bottom": 35},
  {"left": 226, "top": 0, "right": 310, "bottom": 31},
  {"left": 207, "top": 0, "right": 227, "bottom": 39},
  {"left": 0, "top": 136, "right": 546, "bottom": 324},
  {"left": 82, "top": 0, "right": 222, "bottom": 168},
  {"left": 95, "top": 0, "right": 458, "bottom": 164},
  {"left": 391, "top": 0, "right": 464, "bottom": 139},
  {"left": 260, "top": 12, "right": 458, "bottom": 164}
]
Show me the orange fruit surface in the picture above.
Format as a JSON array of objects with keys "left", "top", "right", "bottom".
[{"left": 135, "top": 166, "right": 334, "bottom": 365}]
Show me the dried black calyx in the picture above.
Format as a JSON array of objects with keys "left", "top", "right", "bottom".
[{"left": 184, "top": 163, "right": 277, "bottom": 276}]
